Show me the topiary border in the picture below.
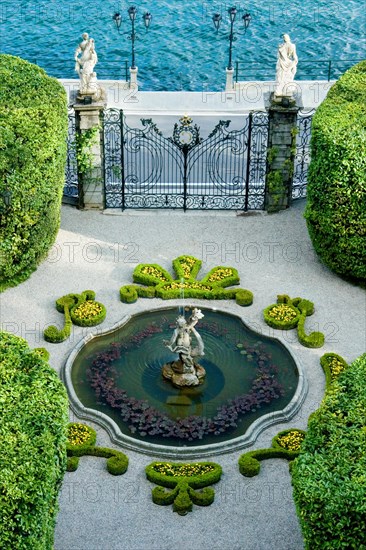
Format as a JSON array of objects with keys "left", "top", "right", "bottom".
[
  {"left": 238, "top": 428, "right": 306, "bottom": 477},
  {"left": 44, "top": 290, "right": 106, "bottom": 343},
  {"left": 66, "top": 423, "right": 128, "bottom": 476},
  {"left": 263, "top": 294, "right": 324, "bottom": 348},
  {"left": 121, "top": 254, "right": 253, "bottom": 306},
  {"left": 145, "top": 461, "right": 222, "bottom": 515},
  {"left": 320, "top": 352, "right": 348, "bottom": 390}
]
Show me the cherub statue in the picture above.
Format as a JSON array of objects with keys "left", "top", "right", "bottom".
[
  {"left": 74, "top": 33, "right": 103, "bottom": 100},
  {"left": 162, "top": 308, "right": 206, "bottom": 387}
]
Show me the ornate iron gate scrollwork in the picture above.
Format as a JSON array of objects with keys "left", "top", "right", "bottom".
[
  {"left": 63, "top": 109, "right": 81, "bottom": 206},
  {"left": 292, "top": 108, "right": 315, "bottom": 200},
  {"left": 103, "top": 109, "right": 269, "bottom": 211}
]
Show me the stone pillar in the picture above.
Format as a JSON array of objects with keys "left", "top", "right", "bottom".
[
  {"left": 225, "top": 68, "right": 234, "bottom": 92},
  {"left": 265, "top": 95, "right": 301, "bottom": 212},
  {"left": 129, "top": 67, "right": 138, "bottom": 91},
  {"left": 73, "top": 101, "right": 106, "bottom": 209}
]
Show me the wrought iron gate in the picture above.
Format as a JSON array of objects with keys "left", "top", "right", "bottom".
[
  {"left": 292, "top": 108, "right": 315, "bottom": 200},
  {"left": 63, "top": 109, "right": 81, "bottom": 206},
  {"left": 103, "top": 110, "right": 269, "bottom": 211}
]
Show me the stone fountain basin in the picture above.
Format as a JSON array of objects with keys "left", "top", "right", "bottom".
[{"left": 62, "top": 305, "right": 307, "bottom": 459}]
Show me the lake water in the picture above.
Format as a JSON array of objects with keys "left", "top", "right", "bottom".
[{"left": 0, "top": 0, "right": 365, "bottom": 90}]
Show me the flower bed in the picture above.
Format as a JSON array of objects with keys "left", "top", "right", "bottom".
[
  {"left": 238, "top": 426, "right": 305, "bottom": 477},
  {"left": 70, "top": 299, "right": 106, "bottom": 327},
  {"left": 320, "top": 352, "right": 348, "bottom": 388},
  {"left": 44, "top": 290, "right": 106, "bottom": 342},
  {"left": 263, "top": 294, "right": 324, "bottom": 348},
  {"left": 67, "top": 422, "right": 96, "bottom": 452},
  {"left": 121, "top": 254, "right": 252, "bottom": 305},
  {"left": 272, "top": 429, "right": 306, "bottom": 452},
  {"left": 66, "top": 422, "right": 128, "bottom": 476},
  {"left": 146, "top": 461, "right": 222, "bottom": 514}
]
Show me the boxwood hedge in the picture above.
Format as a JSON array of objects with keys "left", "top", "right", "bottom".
[
  {"left": 0, "top": 331, "right": 69, "bottom": 549},
  {"left": 0, "top": 54, "right": 68, "bottom": 291},
  {"left": 304, "top": 60, "right": 366, "bottom": 281},
  {"left": 291, "top": 353, "right": 366, "bottom": 549}
]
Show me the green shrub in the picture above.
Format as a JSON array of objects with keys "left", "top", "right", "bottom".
[
  {"left": 172, "top": 255, "right": 202, "bottom": 280},
  {"left": 120, "top": 285, "right": 139, "bottom": 303},
  {"left": 238, "top": 447, "right": 299, "bottom": 477},
  {"left": 201, "top": 265, "right": 240, "bottom": 287},
  {"left": 120, "top": 255, "right": 253, "bottom": 304},
  {"left": 263, "top": 294, "right": 324, "bottom": 348},
  {"left": 291, "top": 353, "right": 366, "bottom": 549},
  {"left": 320, "top": 352, "right": 348, "bottom": 388},
  {"left": 70, "top": 300, "right": 106, "bottom": 327},
  {"left": 297, "top": 313, "right": 325, "bottom": 348},
  {"left": 67, "top": 456, "right": 80, "bottom": 472},
  {"left": 0, "top": 55, "right": 68, "bottom": 291},
  {"left": 44, "top": 306, "right": 72, "bottom": 343},
  {"left": 44, "top": 290, "right": 106, "bottom": 343},
  {"left": 173, "top": 483, "right": 193, "bottom": 515},
  {"left": 136, "top": 285, "right": 156, "bottom": 298},
  {"left": 146, "top": 461, "right": 222, "bottom": 514},
  {"left": 236, "top": 289, "right": 254, "bottom": 306},
  {"left": 152, "top": 485, "right": 178, "bottom": 506},
  {"left": 33, "top": 347, "right": 50, "bottom": 361},
  {"left": 263, "top": 300, "right": 301, "bottom": 330},
  {"left": 271, "top": 429, "right": 306, "bottom": 452},
  {"left": 0, "top": 331, "right": 68, "bottom": 549},
  {"left": 66, "top": 423, "right": 128, "bottom": 476},
  {"left": 133, "top": 263, "right": 172, "bottom": 286},
  {"left": 66, "top": 423, "right": 97, "bottom": 455},
  {"left": 304, "top": 60, "right": 366, "bottom": 282}
]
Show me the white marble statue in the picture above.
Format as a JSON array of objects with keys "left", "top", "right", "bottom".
[
  {"left": 162, "top": 308, "right": 206, "bottom": 387},
  {"left": 75, "top": 33, "right": 103, "bottom": 100},
  {"left": 274, "top": 34, "right": 298, "bottom": 97}
]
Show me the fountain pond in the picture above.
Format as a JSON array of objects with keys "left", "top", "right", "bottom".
[{"left": 64, "top": 306, "right": 306, "bottom": 456}]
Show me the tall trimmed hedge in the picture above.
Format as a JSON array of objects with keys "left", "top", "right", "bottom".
[
  {"left": 0, "top": 332, "right": 69, "bottom": 549},
  {"left": 0, "top": 55, "right": 68, "bottom": 291},
  {"left": 291, "top": 353, "right": 366, "bottom": 548},
  {"left": 304, "top": 60, "right": 366, "bottom": 281}
]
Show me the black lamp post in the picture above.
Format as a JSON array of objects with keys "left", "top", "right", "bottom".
[
  {"left": 213, "top": 7, "right": 251, "bottom": 71},
  {"left": 113, "top": 8, "right": 152, "bottom": 71}
]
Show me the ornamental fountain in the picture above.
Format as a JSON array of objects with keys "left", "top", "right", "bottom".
[{"left": 64, "top": 302, "right": 307, "bottom": 457}]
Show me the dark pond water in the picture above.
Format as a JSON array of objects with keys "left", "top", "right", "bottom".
[{"left": 71, "top": 307, "right": 299, "bottom": 447}]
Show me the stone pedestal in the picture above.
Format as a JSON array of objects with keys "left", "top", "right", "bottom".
[
  {"left": 225, "top": 68, "right": 235, "bottom": 92},
  {"left": 130, "top": 67, "right": 138, "bottom": 92},
  {"left": 73, "top": 100, "right": 106, "bottom": 209},
  {"left": 265, "top": 94, "right": 301, "bottom": 212},
  {"left": 162, "top": 360, "right": 206, "bottom": 388}
]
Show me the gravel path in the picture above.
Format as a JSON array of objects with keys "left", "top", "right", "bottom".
[{"left": 1, "top": 200, "right": 365, "bottom": 550}]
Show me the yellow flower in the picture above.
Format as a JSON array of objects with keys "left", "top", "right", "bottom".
[{"left": 277, "top": 430, "right": 305, "bottom": 451}]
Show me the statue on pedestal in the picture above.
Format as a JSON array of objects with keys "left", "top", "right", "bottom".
[
  {"left": 274, "top": 34, "right": 298, "bottom": 98},
  {"left": 74, "top": 33, "right": 104, "bottom": 102},
  {"left": 162, "top": 308, "right": 206, "bottom": 387}
]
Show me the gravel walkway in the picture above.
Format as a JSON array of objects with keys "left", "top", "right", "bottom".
[{"left": 1, "top": 200, "right": 365, "bottom": 550}]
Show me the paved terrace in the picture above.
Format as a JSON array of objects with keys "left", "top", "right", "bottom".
[
  {"left": 61, "top": 79, "right": 334, "bottom": 133},
  {"left": 1, "top": 201, "right": 365, "bottom": 550}
]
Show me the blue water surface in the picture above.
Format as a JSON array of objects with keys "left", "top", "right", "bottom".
[{"left": 0, "top": 0, "right": 365, "bottom": 90}]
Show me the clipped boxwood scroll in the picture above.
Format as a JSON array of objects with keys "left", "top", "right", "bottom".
[{"left": 120, "top": 255, "right": 253, "bottom": 305}]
